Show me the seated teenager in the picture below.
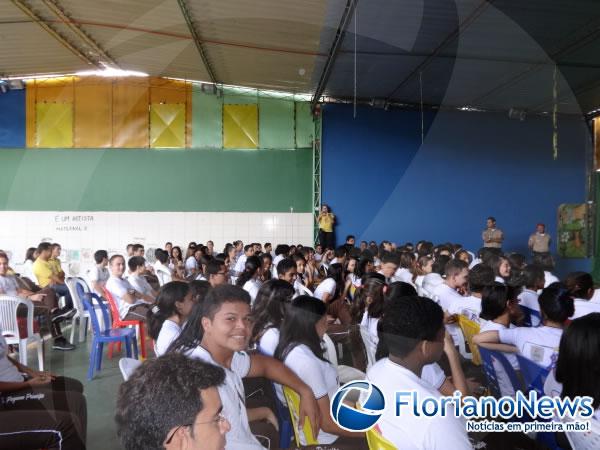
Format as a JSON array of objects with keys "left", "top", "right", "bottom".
[
  {"left": 474, "top": 282, "right": 574, "bottom": 369},
  {"left": 477, "top": 283, "right": 522, "bottom": 397},
  {"left": 234, "top": 245, "right": 255, "bottom": 278},
  {"left": 21, "top": 247, "right": 38, "bottom": 282},
  {"left": 533, "top": 253, "right": 559, "bottom": 288},
  {"left": 86, "top": 249, "right": 109, "bottom": 296},
  {"left": 167, "top": 284, "right": 320, "bottom": 450},
  {"left": 115, "top": 353, "right": 230, "bottom": 450},
  {"left": 153, "top": 249, "right": 174, "bottom": 284},
  {"left": 32, "top": 242, "right": 74, "bottom": 312},
  {"left": 250, "top": 279, "right": 295, "bottom": 356},
  {"left": 271, "top": 245, "right": 290, "bottom": 279},
  {"left": 275, "top": 295, "right": 367, "bottom": 448},
  {"left": 364, "top": 296, "right": 471, "bottom": 449},
  {"left": 565, "top": 271, "right": 600, "bottom": 319},
  {"left": 377, "top": 251, "right": 399, "bottom": 284},
  {"left": 205, "top": 259, "right": 228, "bottom": 288},
  {"left": 0, "top": 252, "right": 74, "bottom": 351},
  {"left": 106, "top": 255, "right": 154, "bottom": 321},
  {"left": 292, "top": 253, "right": 312, "bottom": 294},
  {"left": 276, "top": 258, "right": 298, "bottom": 287},
  {"left": 0, "top": 329, "right": 87, "bottom": 449},
  {"left": 392, "top": 251, "right": 416, "bottom": 285},
  {"left": 432, "top": 259, "right": 469, "bottom": 345},
  {"left": 517, "top": 265, "right": 545, "bottom": 326},
  {"left": 487, "top": 254, "right": 511, "bottom": 284},
  {"left": 414, "top": 255, "right": 433, "bottom": 290},
  {"left": 448, "top": 264, "right": 495, "bottom": 322},
  {"left": 127, "top": 256, "right": 158, "bottom": 301},
  {"left": 313, "top": 263, "right": 352, "bottom": 326},
  {"left": 544, "top": 313, "right": 600, "bottom": 422},
  {"left": 148, "top": 282, "right": 195, "bottom": 357},
  {"left": 260, "top": 253, "right": 272, "bottom": 282},
  {"left": 235, "top": 256, "right": 263, "bottom": 304}
]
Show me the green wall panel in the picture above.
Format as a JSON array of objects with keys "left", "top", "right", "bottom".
[
  {"left": 259, "top": 98, "right": 294, "bottom": 149},
  {"left": 223, "top": 86, "right": 258, "bottom": 105},
  {"left": 192, "top": 87, "right": 222, "bottom": 148},
  {"left": 296, "top": 102, "right": 314, "bottom": 148},
  {"left": 0, "top": 148, "right": 312, "bottom": 212}
]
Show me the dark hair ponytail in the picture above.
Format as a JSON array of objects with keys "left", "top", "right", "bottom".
[
  {"left": 539, "top": 282, "right": 575, "bottom": 324},
  {"left": 236, "top": 256, "right": 261, "bottom": 287},
  {"left": 147, "top": 281, "right": 190, "bottom": 340}
]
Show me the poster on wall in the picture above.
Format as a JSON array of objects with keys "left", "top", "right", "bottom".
[{"left": 557, "top": 203, "right": 589, "bottom": 258}]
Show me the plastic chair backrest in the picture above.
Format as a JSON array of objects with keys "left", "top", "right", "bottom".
[
  {"left": 282, "top": 385, "right": 318, "bottom": 446},
  {"left": 0, "top": 295, "right": 33, "bottom": 340},
  {"left": 457, "top": 315, "right": 481, "bottom": 365},
  {"left": 82, "top": 294, "right": 111, "bottom": 335},
  {"left": 321, "top": 333, "right": 338, "bottom": 370},
  {"left": 479, "top": 347, "right": 522, "bottom": 398},
  {"left": 66, "top": 278, "right": 86, "bottom": 316},
  {"left": 521, "top": 306, "right": 541, "bottom": 327},
  {"left": 102, "top": 287, "right": 123, "bottom": 323},
  {"left": 360, "top": 326, "right": 377, "bottom": 369},
  {"left": 366, "top": 426, "right": 397, "bottom": 450},
  {"left": 516, "top": 354, "right": 549, "bottom": 397},
  {"left": 119, "top": 357, "right": 142, "bottom": 381}
]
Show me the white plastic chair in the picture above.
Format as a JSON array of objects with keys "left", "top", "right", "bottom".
[
  {"left": 561, "top": 414, "right": 600, "bottom": 449},
  {"left": 359, "top": 326, "right": 378, "bottom": 369},
  {"left": 155, "top": 268, "right": 171, "bottom": 287},
  {"left": 119, "top": 357, "right": 142, "bottom": 381},
  {"left": 322, "top": 333, "right": 365, "bottom": 383},
  {"left": 65, "top": 278, "right": 92, "bottom": 344},
  {"left": 0, "top": 295, "right": 44, "bottom": 370}
]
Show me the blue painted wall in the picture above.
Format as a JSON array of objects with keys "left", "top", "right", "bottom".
[
  {"left": 322, "top": 103, "right": 591, "bottom": 276},
  {"left": 0, "top": 90, "right": 25, "bottom": 148}
]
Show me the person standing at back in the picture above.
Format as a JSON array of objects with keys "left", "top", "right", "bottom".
[
  {"left": 482, "top": 216, "right": 503, "bottom": 251},
  {"left": 317, "top": 204, "right": 335, "bottom": 250},
  {"left": 528, "top": 223, "right": 551, "bottom": 256}
]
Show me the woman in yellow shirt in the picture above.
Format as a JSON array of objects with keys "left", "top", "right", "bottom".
[{"left": 317, "top": 204, "right": 335, "bottom": 250}]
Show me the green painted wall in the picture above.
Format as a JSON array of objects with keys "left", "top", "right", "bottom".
[{"left": 0, "top": 148, "right": 313, "bottom": 212}]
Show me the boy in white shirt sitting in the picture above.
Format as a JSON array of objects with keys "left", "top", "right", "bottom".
[
  {"left": 128, "top": 257, "right": 158, "bottom": 301},
  {"left": 86, "top": 249, "right": 109, "bottom": 296},
  {"left": 106, "top": 255, "right": 154, "bottom": 321},
  {"left": 448, "top": 264, "right": 494, "bottom": 322},
  {"left": 364, "top": 296, "right": 471, "bottom": 450}
]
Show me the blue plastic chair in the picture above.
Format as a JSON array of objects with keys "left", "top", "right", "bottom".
[
  {"left": 479, "top": 347, "right": 522, "bottom": 398},
  {"left": 520, "top": 306, "right": 542, "bottom": 327},
  {"left": 82, "top": 294, "right": 138, "bottom": 380}
]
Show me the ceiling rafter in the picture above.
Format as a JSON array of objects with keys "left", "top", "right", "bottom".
[
  {"left": 176, "top": 0, "right": 217, "bottom": 84},
  {"left": 40, "top": 0, "right": 118, "bottom": 68},
  {"left": 10, "top": 0, "right": 100, "bottom": 68}
]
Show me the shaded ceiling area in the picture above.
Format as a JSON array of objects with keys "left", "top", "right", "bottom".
[{"left": 2, "top": 0, "right": 600, "bottom": 115}]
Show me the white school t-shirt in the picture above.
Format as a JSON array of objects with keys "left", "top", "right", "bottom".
[
  {"left": 0, "top": 333, "right": 24, "bottom": 382},
  {"left": 106, "top": 275, "right": 146, "bottom": 319},
  {"left": 258, "top": 327, "right": 279, "bottom": 357},
  {"left": 571, "top": 298, "right": 600, "bottom": 320},
  {"left": 498, "top": 325, "right": 563, "bottom": 369},
  {"left": 480, "top": 321, "right": 519, "bottom": 397},
  {"left": 283, "top": 344, "right": 339, "bottom": 445},
  {"left": 0, "top": 275, "right": 19, "bottom": 296},
  {"left": 86, "top": 264, "right": 109, "bottom": 294},
  {"left": 313, "top": 278, "right": 336, "bottom": 301},
  {"left": 392, "top": 267, "right": 413, "bottom": 284},
  {"left": 364, "top": 358, "right": 471, "bottom": 450},
  {"left": 544, "top": 271, "right": 559, "bottom": 288},
  {"left": 518, "top": 289, "right": 541, "bottom": 326},
  {"left": 243, "top": 278, "right": 262, "bottom": 305},
  {"left": 153, "top": 261, "right": 173, "bottom": 285},
  {"left": 128, "top": 274, "right": 154, "bottom": 297},
  {"left": 448, "top": 295, "right": 481, "bottom": 322},
  {"left": 22, "top": 260, "right": 36, "bottom": 282},
  {"left": 432, "top": 283, "right": 464, "bottom": 345},
  {"left": 234, "top": 254, "right": 248, "bottom": 275},
  {"left": 185, "top": 256, "right": 198, "bottom": 276},
  {"left": 187, "top": 346, "right": 264, "bottom": 450},
  {"left": 154, "top": 320, "right": 182, "bottom": 357}
]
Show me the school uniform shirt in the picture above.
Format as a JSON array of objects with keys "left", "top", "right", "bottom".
[
  {"left": 128, "top": 274, "right": 154, "bottom": 297},
  {"left": 242, "top": 278, "right": 262, "bottom": 304},
  {"left": 543, "top": 271, "right": 559, "bottom": 288},
  {"left": 86, "top": 264, "right": 109, "bottom": 295},
  {"left": 188, "top": 346, "right": 264, "bottom": 450},
  {"left": 447, "top": 295, "right": 481, "bottom": 322},
  {"left": 234, "top": 254, "right": 248, "bottom": 276},
  {"left": 0, "top": 274, "right": 19, "bottom": 296},
  {"left": 498, "top": 325, "right": 563, "bottom": 369},
  {"left": 313, "top": 278, "right": 336, "bottom": 301},
  {"left": 0, "top": 333, "right": 24, "bottom": 383},
  {"left": 184, "top": 256, "right": 198, "bottom": 276},
  {"left": 518, "top": 289, "right": 541, "bottom": 326},
  {"left": 432, "top": 283, "right": 464, "bottom": 345},
  {"left": 392, "top": 267, "right": 413, "bottom": 284},
  {"left": 480, "top": 321, "right": 519, "bottom": 397},
  {"left": 364, "top": 358, "right": 471, "bottom": 450},
  {"left": 494, "top": 276, "right": 505, "bottom": 284},
  {"left": 282, "top": 344, "right": 339, "bottom": 445},
  {"left": 421, "top": 362, "right": 447, "bottom": 391},
  {"left": 258, "top": 327, "right": 279, "bottom": 357},
  {"left": 153, "top": 261, "right": 173, "bottom": 285},
  {"left": 154, "top": 320, "right": 183, "bottom": 357},
  {"left": 22, "top": 260, "right": 36, "bottom": 282},
  {"left": 106, "top": 275, "right": 147, "bottom": 319},
  {"left": 360, "top": 312, "right": 379, "bottom": 359},
  {"left": 571, "top": 298, "right": 600, "bottom": 320},
  {"left": 415, "top": 275, "right": 425, "bottom": 288},
  {"left": 591, "top": 288, "right": 600, "bottom": 303}
]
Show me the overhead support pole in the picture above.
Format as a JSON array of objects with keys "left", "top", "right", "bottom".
[
  {"left": 176, "top": 0, "right": 217, "bottom": 84},
  {"left": 41, "top": 0, "right": 118, "bottom": 67},
  {"left": 384, "top": 0, "right": 492, "bottom": 104},
  {"left": 311, "top": 0, "right": 359, "bottom": 112},
  {"left": 10, "top": 0, "right": 101, "bottom": 68}
]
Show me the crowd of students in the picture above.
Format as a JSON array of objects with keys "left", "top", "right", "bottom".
[{"left": 3, "top": 236, "right": 600, "bottom": 449}]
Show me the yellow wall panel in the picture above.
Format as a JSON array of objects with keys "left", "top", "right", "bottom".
[
  {"left": 25, "top": 81, "right": 36, "bottom": 147},
  {"left": 35, "top": 77, "right": 74, "bottom": 103},
  {"left": 113, "top": 79, "right": 149, "bottom": 148},
  {"left": 150, "top": 103, "right": 185, "bottom": 148},
  {"left": 74, "top": 77, "right": 112, "bottom": 147},
  {"left": 223, "top": 104, "right": 258, "bottom": 149},
  {"left": 36, "top": 103, "right": 73, "bottom": 148}
]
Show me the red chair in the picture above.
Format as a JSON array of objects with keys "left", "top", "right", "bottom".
[{"left": 101, "top": 288, "right": 147, "bottom": 359}]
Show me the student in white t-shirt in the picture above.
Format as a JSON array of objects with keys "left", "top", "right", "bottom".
[
  {"left": 474, "top": 283, "right": 574, "bottom": 369},
  {"left": 106, "top": 255, "right": 154, "bottom": 321},
  {"left": 544, "top": 313, "right": 600, "bottom": 423},
  {"left": 153, "top": 249, "right": 174, "bottom": 286},
  {"left": 364, "top": 296, "right": 472, "bottom": 450},
  {"left": 488, "top": 254, "right": 511, "bottom": 284},
  {"left": 377, "top": 251, "right": 399, "bottom": 284},
  {"left": 532, "top": 253, "right": 559, "bottom": 288},
  {"left": 293, "top": 254, "right": 312, "bottom": 295},
  {"left": 167, "top": 285, "right": 320, "bottom": 450},
  {"left": 127, "top": 256, "right": 158, "bottom": 301},
  {"left": 147, "top": 281, "right": 195, "bottom": 356},
  {"left": 184, "top": 248, "right": 200, "bottom": 278},
  {"left": 414, "top": 255, "right": 433, "bottom": 290},
  {"left": 235, "top": 256, "right": 263, "bottom": 305},
  {"left": 251, "top": 280, "right": 295, "bottom": 356},
  {"left": 565, "top": 271, "right": 600, "bottom": 319},
  {"left": 477, "top": 283, "right": 523, "bottom": 397},
  {"left": 86, "top": 249, "right": 109, "bottom": 296},
  {"left": 234, "top": 245, "right": 255, "bottom": 277},
  {"left": 392, "top": 251, "right": 415, "bottom": 285},
  {"left": 271, "top": 244, "right": 290, "bottom": 279},
  {"left": 432, "top": 259, "right": 469, "bottom": 345},
  {"left": 313, "top": 263, "right": 352, "bottom": 326},
  {"left": 448, "top": 264, "right": 494, "bottom": 322},
  {"left": 517, "top": 265, "right": 545, "bottom": 326},
  {"left": 275, "top": 295, "right": 368, "bottom": 448}
]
